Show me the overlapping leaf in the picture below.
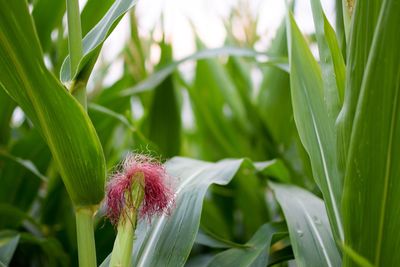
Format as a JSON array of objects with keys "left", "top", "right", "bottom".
[
  {"left": 336, "top": 0, "right": 383, "bottom": 173},
  {"left": 271, "top": 183, "right": 341, "bottom": 267},
  {"left": 131, "top": 157, "right": 245, "bottom": 267},
  {"left": 0, "top": 231, "right": 19, "bottom": 267},
  {"left": 207, "top": 222, "right": 287, "bottom": 267},
  {"left": 310, "top": 0, "right": 345, "bottom": 118},
  {"left": 286, "top": 12, "right": 343, "bottom": 241},
  {"left": 342, "top": 0, "right": 400, "bottom": 265},
  {"left": 60, "top": 0, "right": 138, "bottom": 82}
]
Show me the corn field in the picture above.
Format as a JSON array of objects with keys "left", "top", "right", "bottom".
[{"left": 0, "top": 0, "right": 399, "bottom": 266}]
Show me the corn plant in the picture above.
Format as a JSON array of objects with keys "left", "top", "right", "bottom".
[{"left": 0, "top": 0, "right": 399, "bottom": 266}]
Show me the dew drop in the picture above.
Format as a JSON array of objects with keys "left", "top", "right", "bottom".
[
  {"left": 312, "top": 215, "right": 322, "bottom": 225},
  {"left": 296, "top": 229, "right": 304, "bottom": 237}
]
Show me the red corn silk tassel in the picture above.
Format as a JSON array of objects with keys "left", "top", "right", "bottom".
[{"left": 105, "top": 154, "right": 174, "bottom": 225}]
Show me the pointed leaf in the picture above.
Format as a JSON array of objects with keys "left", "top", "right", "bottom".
[
  {"left": 286, "top": 12, "right": 343, "bottom": 241},
  {"left": 310, "top": 0, "right": 345, "bottom": 118},
  {"left": 0, "top": 231, "right": 20, "bottom": 266},
  {"left": 146, "top": 42, "right": 181, "bottom": 157},
  {"left": 60, "top": 0, "right": 138, "bottom": 82}
]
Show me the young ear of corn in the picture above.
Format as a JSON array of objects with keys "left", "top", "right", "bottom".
[{"left": 0, "top": 0, "right": 106, "bottom": 207}]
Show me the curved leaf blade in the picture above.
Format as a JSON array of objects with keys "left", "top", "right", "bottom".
[
  {"left": 310, "top": 0, "right": 345, "bottom": 118},
  {"left": 286, "top": 12, "right": 343, "bottom": 241},
  {"left": 118, "top": 47, "right": 288, "bottom": 97},
  {"left": 0, "top": 0, "right": 106, "bottom": 206},
  {"left": 0, "top": 152, "right": 48, "bottom": 182},
  {"left": 206, "top": 222, "right": 287, "bottom": 267},
  {"left": 0, "top": 230, "right": 20, "bottom": 266},
  {"left": 132, "top": 157, "right": 244, "bottom": 267},
  {"left": 271, "top": 183, "right": 341, "bottom": 267},
  {"left": 60, "top": 0, "right": 138, "bottom": 82}
]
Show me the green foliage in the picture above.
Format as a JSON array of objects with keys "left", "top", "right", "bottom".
[
  {"left": 0, "top": 0, "right": 105, "bottom": 207},
  {"left": 0, "top": 0, "right": 399, "bottom": 266},
  {"left": 271, "top": 183, "right": 341, "bottom": 266},
  {"left": 0, "top": 230, "right": 20, "bottom": 266},
  {"left": 342, "top": 0, "right": 400, "bottom": 265},
  {"left": 60, "top": 0, "right": 139, "bottom": 82},
  {"left": 286, "top": 11, "right": 343, "bottom": 241}
]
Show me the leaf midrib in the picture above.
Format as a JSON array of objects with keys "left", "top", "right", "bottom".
[
  {"left": 136, "top": 164, "right": 209, "bottom": 267},
  {"left": 296, "top": 198, "right": 333, "bottom": 267},
  {"left": 300, "top": 78, "right": 344, "bottom": 240}
]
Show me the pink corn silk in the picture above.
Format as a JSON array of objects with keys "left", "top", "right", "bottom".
[{"left": 105, "top": 154, "right": 173, "bottom": 225}]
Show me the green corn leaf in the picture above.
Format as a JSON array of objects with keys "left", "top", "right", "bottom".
[
  {"left": 88, "top": 103, "right": 136, "bottom": 132},
  {"left": 131, "top": 157, "right": 245, "bottom": 267},
  {"left": 206, "top": 222, "right": 287, "bottom": 267},
  {"left": 257, "top": 18, "right": 312, "bottom": 187},
  {"left": 342, "top": 0, "right": 400, "bottom": 265},
  {"left": 0, "top": 151, "right": 48, "bottom": 182},
  {"left": 32, "top": 0, "right": 65, "bottom": 52},
  {"left": 271, "top": 183, "right": 341, "bottom": 267},
  {"left": 336, "top": 0, "right": 383, "bottom": 174},
  {"left": 127, "top": 157, "right": 278, "bottom": 267},
  {"left": 0, "top": 203, "right": 43, "bottom": 230},
  {"left": 195, "top": 229, "right": 246, "bottom": 249},
  {"left": 341, "top": 0, "right": 352, "bottom": 40},
  {"left": 195, "top": 39, "right": 248, "bottom": 131},
  {"left": 100, "top": 157, "right": 273, "bottom": 267},
  {"left": 145, "top": 42, "right": 181, "bottom": 158},
  {"left": 286, "top": 12, "right": 343, "bottom": 241},
  {"left": 335, "top": 0, "right": 346, "bottom": 55},
  {"left": 0, "top": 89, "right": 15, "bottom": 146},
  {"left": 118, "top": 46, "right": 287, "bottom": 97},
  {"left": 257, "top": 19, "right": 293, "bottom": 147},
  {"left": 267, "top": 245, "right": 294, "bottom": 266},
  {"left": 324, "top": 16, "right": 345, "bottom": 104},
  {"left": 81, "top": 0, "right": 115, "bottom": 36},
  {"left": 17, "top": 233, "right": 69, "bottom": 267},
  {"left": 310, "top": 0, "right": 345, "bottom": 118},
  {"left": 60, "top": 0, "right": 138, "bottom": 82},
  {"left": 191, "top": 50, "right": 252, "bottom": 159},
  {"left": 0, "top": 230, "right": 20, "bottom": 266},
  {"left": 0, "top": 0, "right": 105, "bottom": 206},
  {"left": 0, "top": 130, "right": 50, "bottom": 211},
  {"left": 100, "top": 157, "right": 244, "bottom": 266}
]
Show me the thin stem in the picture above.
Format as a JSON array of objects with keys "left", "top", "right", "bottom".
[
  {"left": 109, "top": 210, "right": 137, "bottom": 267},
  {"left": 109, "top": 173, "right": 145, "bottom": 267},
  {"left": 76, "top": 207, "right": 97, "bottom": 267},
  {"left": 71, "top": 80, "right": 87, "bottom": 110},
  {"left": 66, "top": 0, "right": 83, "bottom": 77}
]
